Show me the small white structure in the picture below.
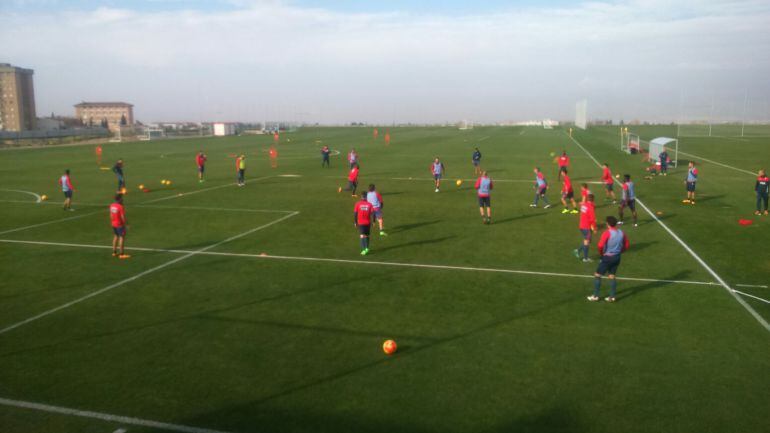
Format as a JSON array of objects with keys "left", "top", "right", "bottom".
[
  {"left": 213, "top": 123, "right": 236, "bottom": 136},
  {"left": 648, "top": 137, "right": 679, "bottom": 167}
]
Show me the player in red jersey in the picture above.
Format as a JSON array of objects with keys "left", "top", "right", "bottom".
[
  {"left": 109, "top": 193, "right": 130, "bottom": 259},
  {"left": 269, "top": 146, "right": 278, "bottom": 169},
  {"left": 574, "top": 194, "right": 597, "bottom": 262},
  {"left": 354, "top": 192, "right": 374, "bottom": 255},
  {"left": 557, "top": 151, "right": 570, "bottom": 181},
  {"left": 580, "top": 183, "right": 591, "bottom": 204},
  {"left": 196, "top": 151, "right": 207, "bottom": 182},
  {"left": 560, "top": 169, "right": 578, "bottom": 214},
  {"left": 95, "top": 145, "right": 103, "bottom": 166},
  {"left": 601, "top": 163, "right": 617, "bottom": 203},
  {"left": 384, "top": 131, "right": 391, "bottom": 146},
  {"left": 339, "top": 163, "right": 359, "bottom": 196},
  {"left": 373, "top": 128, "right": 379, "bottom": 140}
]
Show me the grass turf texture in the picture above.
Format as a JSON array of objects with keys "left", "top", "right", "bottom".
[{"left": 0, "top": 126, "right": 768, "bottom": 433}]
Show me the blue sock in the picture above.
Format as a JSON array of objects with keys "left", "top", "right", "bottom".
[
  {"left": 360, "top": 237, "right": 366, "bottom": 249},
  {"left": 364, "top": 237, "right": 369, "bottom": 249},
  {"left": 610, "top": 278, "right": 617, "bottom": 297},
  {"left": 593, "top": 277, "right": 601, "bottom": 296},
  {"left": 583, "top": 245, "right": 589, "bottom": 259},
  {"left": 533, "top": 193, "right": 539, "bottom": 205},
  {"left": 543, "top": 195, "right": 550, "bottom": 205}
]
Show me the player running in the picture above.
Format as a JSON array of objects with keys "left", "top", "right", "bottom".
[
  {"left": 756, "top": 169, "right": 769, "bottom": 216},
  {"left": 587, "top": 216, "right": 629, "bottom": 303},
  {"left": 339, "top": 163, "right": 359, "bottom": 196},
  {"left": 618, "top": 174, "right": 638, "bottom": 227},
  {"left": 560, "top": 169, "right": 578, "bottom": 214},
  {"left": 557, "top": 151, "right": 570, "bottom": 181},
  {"left": 354, "top": 192, "right": 374, "bottom": 255},
  {"left": 366, "top": 184, "right": 387, "bottom": 236},
  {"left": 110, "top": 193, "right": 130, "bottom": 259},
  {"left": 472, "top": 148, "right": 482, "bottom": 175},
  {"left": 431, "top": 157, "right": 445, "bottom": 192},
  {"left": 475, "top": 171, "right": 493, "bottom": 224},
  {"left": 530, "top": 167, "right": 551, "bottom": 208},
  {"left": 574, "top": 193, "right": 597, "bottom": 262},
  {"left": 683, "top": 161, "right": 698, "bottom": 204},
  {"left": 321, "top": 145, "right": 331, "bottom": 167},
  {"left": 601, "top": 163, "right": 617, "bottom": 203},
  {"left": 236, "top": 154, "right": 246, "bottom": 186},
  {"left": 348, "top": 149, "right": 358, "bottom": 169},
  {"left": 112, "top": 159, "right": 125, "bottom": 193},
  {"left": 580, "top": 183, "right": 591, "bottom": 204},
  {"left": 58, "top": 169, "right": 75, "bottom": 211},
  {"left": 196, "top": 151, "right": 207, "bottom": 182}
]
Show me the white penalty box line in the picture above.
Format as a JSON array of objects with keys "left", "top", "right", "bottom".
[
  {"left": 565, "top": 131, "right": 770, "bottom": 333},
  {"left": 0, "top": 211, "right": 300, "bottom": 336}
]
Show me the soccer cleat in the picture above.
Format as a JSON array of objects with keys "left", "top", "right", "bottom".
[
  {"left": 604, "top": 296, "right": 616, "bottom": 303},
  {"left": 682, "top": 199, "right": 690, "bottom": 204},
  {"left": 435, "top": 188, "right": 439, "bottom": 193},
  {"left": 756, "top": 211, "right": 762, "bottom": 216},
  {"left": 617, "top": 221, "right": 624, "bottom": 225},
  {"left": 118, "top": 254, "right": 131, "bottom": 259},
  {"left": 360, "top": 248, "right": 369, "bottom": 256},
  {"left": 67, "top": 208, "right": 75, "bottom": 212},
  {"left": 690, "top": 201, "right": 695, "bottom": 205},
  {"left": 612, "top": 200, "right": 617, "bottom": 204},
  {"left": 570, "top": 209, "right": 579, "bottom": 214},
  {"left": 561, "top": 208, "right": 569, "bottom": 214},
  {"left": 112, "top": 252, "right": 118, "bottom": 257},
  {"left": 338, "top": 187, "right": 342, "bottom": 193},
  {"left": 529, "top": 204, "right": 537, "bottom": 208},
  {"left": 544, "top": 204, "right": 551, "bottom": 209},
  {"left": 582, "top": 258, "right": 593, "bottom": 263},
  {"left": 351, "top": 194, "right": 357, "bottom": 197},
  {"left": 764, "top": 210, "right": 769, "bottom": 216},
  {"left": 573, "top": 249, "right": 580, "bottom": 259},
  {"left": 587, "top": 295, "right": 600, "bottom": 302},
  {"left": 634, "top": 223, "right": 638, "bottom": 227},
  {"left": 379, "top": 231, "right": 387, "bottom": 236}
]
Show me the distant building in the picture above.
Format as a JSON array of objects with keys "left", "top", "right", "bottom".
[
  {"left": 74, "top": 101, "right": 134, "bottom": 132},
  {"left": 0, "top": 63, "right": 37, "bottom": 132},
  {"left": 213, "top": 122, "right": 236, "bottom": 136}
]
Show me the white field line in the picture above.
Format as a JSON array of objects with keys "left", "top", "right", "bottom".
[
  {"left": 477, "top": 136, "right": 491, "bottom": 142},
  {"left": 0, "top": 212, "right": 299, "bottom": 335},
  {"left": 735, "top": 283, "right": 769, "bottom": 289},
  {"left": 566, "top": 132, "right": 770, "bottom": 332},
  {"left": 0, "top": 238, "right": 724, "bottom": 288},
  {"left": 0, "top": 199, "right": 294, "bottom": 214},
  {"left": 141, "top": 175, "right": 273, "bottom": 204},
  {"left": 676, "top": 150, "right": 756, "bottom": 176},
  {"left": 0, "top": 397, "right": 231, "bottom": 433},
  {"left": 733, "top": 290, "right": 770, "bottom": 305},
  {"left": 0, "top": 189, "right": 41, "bottom": 203},
  {"left": 519, "top": 129, "right": 526, "bottom": 135},
  {"left": 113, "top": 429, "right": 127, "bottom": 433},
  {"left": 0, "top": 210, "right": 101, "bottom": 236}
]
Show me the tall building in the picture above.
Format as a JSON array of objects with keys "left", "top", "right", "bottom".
[
  {"left": 75, "top": 102, "right": 134, "bottom": 132},
  {"left": 0, "top": 63, "right": 37, "bottom": 132}
]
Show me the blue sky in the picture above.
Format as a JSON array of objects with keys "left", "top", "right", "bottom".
[{"left": 2, "top": 0, "right": 769, "bottom": 123}]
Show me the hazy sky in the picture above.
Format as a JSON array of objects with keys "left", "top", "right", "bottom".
[{"left": 2, "top": 0, "right": 769, "bottom": 124}]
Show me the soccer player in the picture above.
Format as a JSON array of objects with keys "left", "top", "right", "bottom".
[
  {"left": 557, "top": 151, "right": 570, "bottom": 181},
  {"left": 366, "top": 184, "right": 386, "bottom": 236},
  {"left": 95, "top": 145, "right": 103, "bottom": 166},
  {"left": 373, "top": 128, "right": 379, "bottom": 140},
  {"left": 354, "top": 192, "right": 373, "bottom": 255},
  {"left": 574, "top": 193, "right": 597, "bottom": 262},
  {"left": 110, "top": 193, "right": 130, "bottom": 259},
  {"left": 321, "top": 145, "right": 331, "bottom": 168},
  {"left": 348, "top": 149, "right": 358, "bottom": 169},
  {"left": 659, "top": 149, "right": 669, "bottom": 176},
  {"left": 530, "top": 167, "right": 551, "bottom": 208},
  {"left": 58, "top": 169, "right": 75, "bottom": 211},
  {"left": 756, "top": 169, "right": 769, "bottom": 216},
  {"left": 339, "top": 163, "right": 359, "bottom": 196},
  {"left": 472, "top": 147, "right": 482, "bottom": 175},
  {"left": 683, "top": 161, "right": 698, "bottom": 204},
  {"left": 269, "top": 146, "right": 278, "bottom": 169},
  {"left": 580, "top": 183, "right": 591, "bottom": 204},
  {"left": 475, "top": 171, "right": 493, "bottom": 224},
  {"left": 601, "top": 163, "right": 617, "bottom": 203},
  {"left": 560, "top": 169, "right": 578, "bottom": 214},
  {"left": 384, "top": 131, "right": 391, "bottom": 146},
  {"left": 196, "top": 151, "right": 207, "bottom": 182},
  {"left": 112, "top": 159, "right": 125, "bottom": 193},
  {"left": 587, "top": 216, "right": 629, "bottom": 303},
  {"left": 431, "top": 157, "right": 445, "bottom": 192},
  {"left": 619, "top": 174, "right": 638, "bottom": 227},
  {"left": 236, "top": 154, "right": 246, "bottom": 186}
]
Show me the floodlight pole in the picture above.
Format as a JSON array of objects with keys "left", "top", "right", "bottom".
[
  {"left": 741, "top": 89, "right": 748, "bottom": 138},
  {"left": 708, "top": 96, "right": 714, "bottom": 137}
]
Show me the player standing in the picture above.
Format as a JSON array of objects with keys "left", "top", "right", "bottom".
[
  {"left": 112, "top": 159, "right": 125, "bottom": 193},
  {"left": 659, "top": 149, "right": 669, "bottom": 176},
  {"left": 339, "top": 163, "right": 359, "bottom": 196},
  {"left": 236, "top": 154, "right": 246, "bottom": 186},
  {"left": 530, "top": 167, "right": 551, "bottom": 208},
  {"left": 557, "top": 151, "right": 570, "bottom": 181},
  {"left": 587, "top": 216, "right": 629, "bottom": 303},
  {"left": 354, "top": 192, "right": 374, "bottom": 255},
  {"left": 580, "top": 183, "right": 591, "bottom": 204},
  {"left": 196, "top": 151, "right": 207, "bottom": 182},
  {"left": 58, "top": 169, "right": 75, "bottom": 211},
  {"left": 366, "top": 184, "right": 386, "bottom": 236},
  {"left": 574, "top": 193, "right": 597, "bottom": 262},
  {"left": 269, "top": 146, "right": 278, "bottom": 169},
  {"left": 472, "top": 148, "right": 482, "bottom": 175},
  {"left": 95, "top": 145, "right": 103, "bottom": 166},
  {"left": 601, "top": 163, "right": 617, "bottom": 203},
  {"left": 618, "top": 174, "right": 638, "bottom": 227},
  {"left": 321, "top": 145, "right": 331, "bottom": 168},
  {"left": 348, "top": 149, "right": 358, "bottom": 169},
  {"left": 373, "top": 128, "right": 379, "bottom": 140},
  {"left": 475, "top": 170, "right": 493, "bottom": 224},
  {"left": 560, "top": 169, "right": 578, "bottom": 214},
  {"left": 683, "top": 161, "right": 698, "bottom": 204},
  {"left": 756, "top": 169, "right": 769, "bottom": 216},
  {"left": 384, "top": 131, "right": 391, "bottom": 146},
  {"left": 431, "top": 157, "right": 445, "bottom": 192},
  {"left": 110, "top": 193, "right": 130, "bottom": 259}
]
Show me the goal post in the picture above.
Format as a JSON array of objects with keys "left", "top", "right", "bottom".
[{"left": 620, "top": 129, "right": 641, "bottom": 154}]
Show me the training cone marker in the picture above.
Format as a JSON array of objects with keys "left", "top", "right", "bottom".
[{"left": 383, "top": 339, "right": 397, "bottom": 355}]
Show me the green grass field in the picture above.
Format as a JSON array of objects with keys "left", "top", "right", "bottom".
[{"left": 1, "top": 126, "right": 768, "bottom": 433}]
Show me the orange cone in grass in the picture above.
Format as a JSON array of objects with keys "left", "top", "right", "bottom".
[{"left": 383, "top": 339, "right": 397, "bottom": 355}]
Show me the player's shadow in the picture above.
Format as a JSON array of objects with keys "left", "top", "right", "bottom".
[
  {"left": 616, "top": 270, "right": 693, "bottom": 301},
  {"left": 494, "top": 212, "right": 545, "bottom": 224},
  {"left": 381, "top": 191, "right": 405, "bottom": 196},
  {"left": 629, "top": 241, "right": 656, "bottom": 252},
  {"left": 693, "top": 193, "right": 726, "bottom": 203},
  {"left": 375, "top": 236, "right": 455, "bottom": 253},
  {"left": 390, "top": 220, "right": 440, "bottom": 233}
]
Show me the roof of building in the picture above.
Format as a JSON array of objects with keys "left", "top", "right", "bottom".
[{"left": 74, "top": 102, "right": 133, "bottom": 108}]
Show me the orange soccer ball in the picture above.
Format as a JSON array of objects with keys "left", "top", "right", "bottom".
[{"left": 382, "top": 339, "right": 397, "bottom": 355}]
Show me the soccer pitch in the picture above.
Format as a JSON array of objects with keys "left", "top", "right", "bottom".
[{"left": 0, "top": 126, "right": 768, "bottom": 433}]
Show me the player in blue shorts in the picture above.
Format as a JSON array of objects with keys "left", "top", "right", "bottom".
[
  {"left": 430, "top": 157, "right": 445, "bottom": 192},
  {"left": 472, "top": 148, "right": 482, "bottom": 175},
  {"left": 618, "top": 174, "right": 638, "bottom": 227},
  {"left": 530, "top": 167, "right": 551, "bottom": 208},
  {"left": 588, "top": 216, "right": 629, "bottom": 303},
  {"left": 366, "top": 184, "right": 386, "bottom": 236}
]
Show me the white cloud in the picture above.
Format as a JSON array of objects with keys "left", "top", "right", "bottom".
[{"left": 1, "top": 0, "right": 769, "bottom": 123}]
